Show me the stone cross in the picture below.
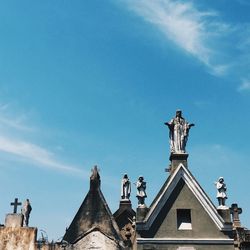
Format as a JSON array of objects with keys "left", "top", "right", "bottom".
[
  {"left": 10, "top": 198, "right": 22, "bottom": 214},
  {"left": 230, "top": 203, "right": 242, "bottom": 227}
]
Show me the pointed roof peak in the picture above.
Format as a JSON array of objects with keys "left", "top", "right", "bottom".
[
  {"left": 63, "top": 167, "right": 123, "bottom": 245},
  {"left": 138, "top": 164, "right": 232, "bottom": 232},
  {"left": 90, "top": 165, "right": 100, "bottom": 190}
]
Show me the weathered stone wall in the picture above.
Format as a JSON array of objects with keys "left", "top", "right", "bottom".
[
  {"left": 0, "top": 226, "right": 37, "bottom": 250},
  {"left": 137, "top": 244, "right": 234, "bottom": 250},
  {"left": 38, "top": 243, "right": 61, "bottom": 250},
  {"left": 65, "top": 231, "right": 121, "bottom": 250}
]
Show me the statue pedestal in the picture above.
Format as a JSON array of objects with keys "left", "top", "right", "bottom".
[
  {"left": 5, "top": 214, "right": 23, "bottom": 228},
  {"left": 136, "top": 206, "right": 148, "bottom": 222},
  {"left": 217, "top": 207, "right": 232, "bottom": 225},
  {"left": 119, "top": 200, "right": 132, "bottom": 210},
  {"left": 169, "top": 153, "right": 188, "bottom": 173}
]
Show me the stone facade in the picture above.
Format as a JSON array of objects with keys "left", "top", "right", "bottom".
[
  {"left": 0, "top": 226, "right": 37, "bottom": 250},
  {"left": 69, "top": 231, "right": 121, "bottom": 250},
  {"left": 5, "top": 214, "right": 23, "bottom": 228},
  {"left": 136, "top": 163, "right": 234, "bottom": 250}
]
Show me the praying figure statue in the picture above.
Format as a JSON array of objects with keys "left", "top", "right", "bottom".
[
  {"left": 136, "top": 176, "right": 147, "bottom": 207},
  {"left": 165, "top": 110, "right": 194, "bottom": 154},
  {"left": 121, "top": 174, "right": 131, "bottom": 200},
  {"left": 215, "top": 177, "right": 227, "bottom": 207},
  {"left": 21, "top": 199, "right": 32, "bottom": 227}
]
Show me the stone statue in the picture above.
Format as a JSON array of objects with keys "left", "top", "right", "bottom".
[
  {"left": 121, "top": 174, "right": 131, "bottom": 200},
  {"left": 136, "top": 176, "right": 147, "bottom": 207},
  {"left": 21, "top": 199, "right": 32, "bottom": 227},
  {"left": 215, "top": 177, "right": 227, "bottom": 207},
  {"left": 165, "top": 110, "right": 194, "bottom": 154}
]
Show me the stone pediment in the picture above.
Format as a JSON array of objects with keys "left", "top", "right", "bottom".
[{"left": 137, "top": 164, "right": 232, "bottom": 233}]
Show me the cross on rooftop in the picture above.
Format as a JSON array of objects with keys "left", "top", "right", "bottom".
[
  {"left": 10, "top": 198, "right": 22, "bottom": 214},
  {"left": 230, "top": 203, "right": 242, "bottom": 228}
]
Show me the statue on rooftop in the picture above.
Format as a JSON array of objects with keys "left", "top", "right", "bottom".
[
  {"left": 90, "top": 166, "right": 101, "bottom": 190},
  {"left": 21, "top": 199, "right": 32, "bottom": 227},
  {"left": 136, "top": 176, "right": 147, "bottom": 207},
  {"left": 215, "top": 177, "right": 227, "bottom": 207},
  {"left": 121, "top": 174, "right": 131, "bottom": 200},
  {"left": 165, "top": 110, "right": 194, "bottom": 154}
]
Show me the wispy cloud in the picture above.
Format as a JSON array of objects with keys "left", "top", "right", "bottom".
[
  {"left": 0, "top": 103, "right": 87, "bottom": 177},
  {"left": 238, "top": 79, "right": 250, "bottom": 92},
  {"left": 0, "top": 135, "right": 85, "bottom": 175},
  {"left": 0, "top": 102, "right": 35, "bottom": 132},
  {"left": 0, "top": 116, "right": 33, "bottom": 132},
  {"left": 121, "top": 0, "right": 250, "bottom": 86},
  {"left": 123, "top": 0, "right": 230, "bottom": 75}
]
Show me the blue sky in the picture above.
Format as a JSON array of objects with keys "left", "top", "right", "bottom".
[{"left": 0, "top": 0, "right": 250, "bottom": 240}]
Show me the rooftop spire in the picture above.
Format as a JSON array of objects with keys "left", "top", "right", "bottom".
[
  {"left": 90, "top": 165, "right": 100, "bottom": 190},
  {"left": 63, "top": 167, "right": 123, "bottom": 245}
]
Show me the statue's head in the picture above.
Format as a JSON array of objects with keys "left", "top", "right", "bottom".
[
  {"left": 176, "top": 110, "right": 182, "bottom": 117},
  {"left": 138, "top": 175, "right": 144, "bottom": 181},
  {"left": 124, "top": 173, "right": 128, "bottom": 178},
  {"left": 218, "top": 177, "right": 224, "bottom": 183}
]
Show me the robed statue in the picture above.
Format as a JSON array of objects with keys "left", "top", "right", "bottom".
[
  {"left": 21, "top": 199, "right": 32, "bottom": 227},
  {"left": 165, "top": 110, "right": 194, "bottom": 154},
  {"left": 121, "top": 174, "right": 131, "bottom": 200},
  {"left": 136, "top": 176, "right": 147, "bottom": 207}
]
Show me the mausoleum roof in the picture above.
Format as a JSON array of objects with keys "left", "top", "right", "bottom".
[{"left": 63, "top": 166, "right": 122, "bottom": 244}]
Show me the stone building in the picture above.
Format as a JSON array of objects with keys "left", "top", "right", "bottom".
[
  {"left": 63, "top": 166, "right": 124, "bottom": 250},
  {"left": 0, "top": 110, "right": 250, "bottom": 250}
]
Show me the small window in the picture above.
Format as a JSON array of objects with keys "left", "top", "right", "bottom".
[{"left": 177, "top": 209, "right": 192, "bottom": 230}]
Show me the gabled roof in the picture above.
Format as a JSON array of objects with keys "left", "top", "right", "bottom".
[
  {"left": 137, "top": 163, "right": 232, "bottom": 232},
  {"left": 63, "top": 166, "right": 122, "bottom": 244}
]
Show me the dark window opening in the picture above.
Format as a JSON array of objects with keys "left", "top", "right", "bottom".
[{"left": 177, "top": 209, "right": 192, "bottom": 230}]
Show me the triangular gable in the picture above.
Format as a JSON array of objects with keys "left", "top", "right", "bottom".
[
  {"left": 137, "top": 164, "right": 231, "bottom": 232},
  {"left": 63, "top": 167, "right": 122, "bottom": 244}
]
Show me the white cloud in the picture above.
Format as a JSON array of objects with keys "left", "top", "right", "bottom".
[
  {"left": 0, "top": 102, "right": 34, "bottom": 132},
  {"left": 0, "top": 116, "right": 33, "bottom": 132},
  {"left": 238, "top": 79, "right": 250, "bottom": 92},
  {"left": 123, "top": 0, "right": 229, "bottom": 75},
  {"left": 0, "top": 135, "right": 85, "bottom": 175},
  {"left": 208, "top": 64, "right": 231, "bottom": 77},
  {"left": 0, "top": 103, "right": 87, "bottom": 177}
]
